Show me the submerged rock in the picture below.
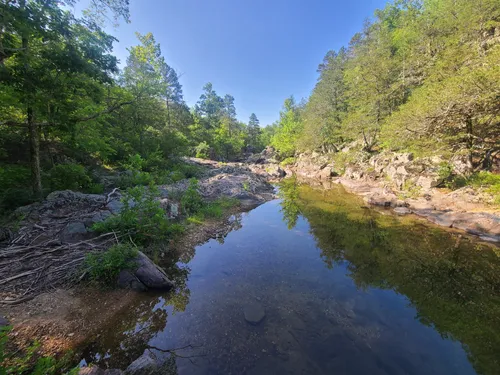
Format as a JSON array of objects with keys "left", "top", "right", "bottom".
[
  {"left": 244, "top": 301, "right": 266, "bottom": 325},
  {"left": 125, "top": 351, "right": 158, "bottom": 375}
]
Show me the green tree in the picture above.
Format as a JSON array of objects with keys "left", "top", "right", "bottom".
[
  {"left": 271, "top": 97, "right": 303, "bottom": 158},
  {"left": 0, "top": 0, "right": 128, "bottom": 198},
  {"left": 300, "top": 48, "right": 348, "bottom": 152},
  {"left": 247, "top": 113, "right": 262, "bottom": 152}
]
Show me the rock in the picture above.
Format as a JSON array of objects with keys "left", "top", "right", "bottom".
[
  {"left": 104, "top": 370, "right": 124, "bottom": 375},
  {"left": 106, "top": 199, "right": 124, "bottom": 214},
  {"left": 0, "top": 316, "right": 10, "bottom": 327},
  {"left": 79, "top": 367, "right": 105, "bottom": 375},
  {"left": 60, "top": 221, "right": 88, "bottom": 243},
  {"left": 125, "top": 352, "right": 158, "bottom": 375},
  {"left": 451, "top": 155, "right": 473, "bottom": 175},
  {"left": 394, "top": 153, "right": 414, "bottom": 163},
  {"left": 133, "top": 251, "right": 174, "bottom": 290},
  {"left": 84, "top": 211, "right": 112, "bottom": 228},
  {"left": 159, "top": 198, "right": 180, "bottom": 219},
  {"left": 394, "top": 207, "right": 411, "bottom": 215},
  {"left": 416, "top": 176, "right": 442, "bottom": 189},
  {"left": 244, "top": 301, "right": 266, "bottom": 325},
  {"left": 117, "top": 270, "right": 148, "bottom": 292}
]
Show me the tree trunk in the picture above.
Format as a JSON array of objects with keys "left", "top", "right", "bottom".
[
  {"left": 465, "top": 116, "right": 474, "bottom": 170},
  {"left": 21, "top": 0, "right": 42, "bottom": 199},
  {"left": 166, "top": 98, "right": 171, "bottom": 127},
  {"left": 28, "top": 108, "right": 42, "bottom": 198}
]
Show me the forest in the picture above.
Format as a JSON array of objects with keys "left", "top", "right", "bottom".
[
  {"left": 1, "top": 0, "right": 499, "bottom": 213},
  {"left": 0, "top": 0, "right": 272, "bottom": 211},
  {"left": 270, "top": 0, "right": 499, "bottom": 170}
]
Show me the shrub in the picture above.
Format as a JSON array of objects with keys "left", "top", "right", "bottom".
[
  {"left": 0, "top": 165, "right": 34, "bottom": 210},
  {"left": 86, "top": 183, "right": 104, "bottom": 194},
  {"left": 170, "top": 170, "right": 186, "bottom": 182},
  {"left": 123, "top": 153, "right": 145, "bottom": 172},
  {"left": 48, "top": 163, "right": 91, "bottom": 191},
  {"left": 280, "top": 157, "right": 296, "bottom": 167},
  {"left": 195, "top": 142, "right": 210, "bottom": 159},
  {"left": 117, "top": 170, "right": 155, "bottom": 189},
  {"left": 84, "top": 243, "right": 138, "bottom": 285},
  {"left": 143, "top": 150, "right": 167, "bottom": 172},
  {"left": 93, "top": 186, "right": 179, "bottom": 244},
  {"left": 181, "top": 179, "right": 204, "bottom": 215}
]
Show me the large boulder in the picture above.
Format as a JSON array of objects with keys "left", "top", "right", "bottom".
[{"left": 133, "top": 251, "right": 174, "bottom": 290}]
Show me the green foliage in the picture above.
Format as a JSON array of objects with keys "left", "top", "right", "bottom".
[
  {"left": 289, "top": 0, "right": 499, "bottom": 167},
  {"left": 85, "top": 243, "right": 138, "bottom": 285},
  {"left": 181, "top": 179, "right": 204, "bottom": 215},
  {"left": 0, "top": 165, "right": 34, "bottom": 210},
  {"left": 271, "top": 97, "right": 304, "bottom": 158},
  {"left": 195, "top": 142, "right": 211, "bottom": 159},
  {"left": 469, "top": 172, "right": 500, "bottom": 204},
  {"left": 48, "top": 164, "right": 92, "bottom": 192},
  {"left": 280, "top": 157, "right": 296, "bottom": 167},
  {"left": 187, "top": 197, "right": 239, "bottom": 224},
  {"left": 399, "top": 180, "right": 422, "bottom": 199},
  {"left": 93, "top": 186, "right": 180, "bottom": 244}
]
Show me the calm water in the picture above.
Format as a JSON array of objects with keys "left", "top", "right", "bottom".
[{"left": 79, "top": 179, "right": 500, "bottom": 375}]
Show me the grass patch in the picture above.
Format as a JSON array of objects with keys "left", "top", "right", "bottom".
[
  {"left": 186, "top": 196, "right": 240, "bottom": 224},
  {"left": 84, "top": 243, "right": 139, "bottom": 286},
  {"left": 0, "top": 326, "right": 78, "bottom": 375}
]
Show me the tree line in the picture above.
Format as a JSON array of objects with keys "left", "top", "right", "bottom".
[
  {"left": 270, "top": 0, "right": 499, "bottom": 171},
  {"left": 0, "top": 0, "right": 268, "bottom": 205}
]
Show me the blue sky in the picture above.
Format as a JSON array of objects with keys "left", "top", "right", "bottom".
[{"left": 75, "top": 0, "right": 388, "bottom": 125}]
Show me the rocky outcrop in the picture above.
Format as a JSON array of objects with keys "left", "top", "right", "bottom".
[
  {"left": 286, "top": 151, "right": 500, "bottom": 242},
  {"left": 170, "top": 158, "right": 276, "bottom": 208}
]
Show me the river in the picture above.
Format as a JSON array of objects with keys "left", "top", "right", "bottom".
[{"left": 78, "top": 179, "right": 500, "bottom": 375}]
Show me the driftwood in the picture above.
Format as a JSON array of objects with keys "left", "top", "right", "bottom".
[{"left": 0, "top": 232, "right": 118, "bottom": 304}]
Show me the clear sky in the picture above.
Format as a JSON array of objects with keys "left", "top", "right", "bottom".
[{"left": 75, "top": 0, "right": 388, "bottom": 126}]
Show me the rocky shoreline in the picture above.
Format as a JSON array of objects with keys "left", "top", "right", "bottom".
[{"left": 248, "top": 147, "right": 500, "bottom": 243}]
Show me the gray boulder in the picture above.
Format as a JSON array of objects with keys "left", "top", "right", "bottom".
[
  {"left": 134, "top": 251, "right": 174, "bottom": 290},
  {"left": 60, "top": 221, "right": 89, "bottom": 243}
]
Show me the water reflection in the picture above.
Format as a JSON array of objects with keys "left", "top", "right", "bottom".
[
  {"left": 78, "top": 179, "right": 500, "bottom": 375},
  {"left": 279, "top": 178, "right": 500, "bottom": 375}
]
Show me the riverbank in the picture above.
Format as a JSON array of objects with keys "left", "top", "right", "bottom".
[
  {"left": 248, "top": 148, "right": 500, "bottom": 243},
  {"left": 0, "top": 159, "right": 275, "bottom": 372}
]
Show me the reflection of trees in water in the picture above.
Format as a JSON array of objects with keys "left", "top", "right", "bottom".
[
  {"left": 277, "top": 182, "right": 500, "bottom": 375},
  {"left": 277, "top": 177, "right": 301, "bottom": 229},
  {"left": 80, "top": 263, "right": 192, "bottom": 369},
  {"left": 79, "top": 211, "right": 249, "bottom": 370}
]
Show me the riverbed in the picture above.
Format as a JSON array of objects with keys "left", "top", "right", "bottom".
[{"left": 78, "top": 179, "right": 500, "bottom": 375}]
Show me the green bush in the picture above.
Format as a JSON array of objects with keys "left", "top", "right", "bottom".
[
  {"left": 117, "top": 170, "right": 155, "bottom": 189},
  {"left": 143, "top": 150, "right": 167, "bottom": 172},
  {"left": 84, "top": 243, "right": 138, "bottom": 285},
  {"left": 170, "top": 170, "right": 186, "bottom": 182},
  {"left": 181, "top": 179, "right": 204, "bottom": 215},
  {"left": 0, "top": 165, "right": 34, "bottom": 210},
  {"left": 93, "top": 186, "right": 180, "bottom": 244},
  {"left": 48, "top": 163, "right": 91, "bottom": 191},
  {"left": 86, "top": 183, "right": 104, "bottom": 194},
  {"left": 280, "top": 157, "right": 296, "bottom": 167},
  {"left": 195, "top": 142, "right": 210, "bottom": 159}
]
